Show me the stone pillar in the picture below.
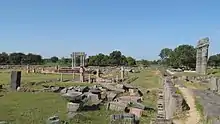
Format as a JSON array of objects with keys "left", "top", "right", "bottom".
[
  {"left": 74, "top": 53, "right": 76, "bottom": 67},
  {"left": 80, "top": 55, "right": 82, "bottom": 66},
  {"left": 96, "top": 69, "right": 100, "bottom": 79},
  {"left": 116, "top": 75, "right": 119, "bottom": 82},
  {"left": 88, "top": 73, "right": 91, "bottom": 83},
  {"left": 71, "top": 53, "right": 74, "bottom": 69},
  {"left": 201, "top": 46, "right": 209, "bottom": 75},
  {"left": 60, "top": 73, "right": 63, "bottom": 82},
  {"left": 196, "top": 48, "right": 202, "bottom": 74},
  {"left": 120, "top": 66, "right": 125, "bottom": 81},
  {"left": 82, "top": 55, "right": 84, "bottom": 67},
  {"left": 32, "top": 68, "right": 36, "bottom": 73},
  {"left": 26, "top": 65, "right": 30, "bottom": 73},
  {"left": 196, "top": 37, "right": 209, "bottom": 75},
  {"left": 11, "top": 71, "right": 21, "bottom": 91},
  {"left": 80, "top": 67, "right": 84, "bottom": 82}
]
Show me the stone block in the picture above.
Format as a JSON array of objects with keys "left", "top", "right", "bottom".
[
  {"left": 210, "top": 77, "right": 218, "bottom": 91},
  {"left": 129, "top": 108, "right": 143, "bottom": 118},
  {"left": 217, "top": 78, "right": 220, "bottom": 94},
  {"left": 106, "top": 92, "right": 117, "bottom": 101},
  {"left": 46, "top": 116, "right": 60, "bottom": 124},
  {"left": 11, "top": 71, "right": 21, "bottom": 90},
  {"left": 67, "top": 102, "right": 80, "bottom": 112},
  {"left": 110, "top": 113, "right": 136, "bottom": 124},
  {"left": 107, "top": 102, "right": 127, "bottom": 111}
]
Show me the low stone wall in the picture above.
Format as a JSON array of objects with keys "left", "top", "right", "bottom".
[{"left": 193, "top": 90, "right": 220, "bottom": 123}]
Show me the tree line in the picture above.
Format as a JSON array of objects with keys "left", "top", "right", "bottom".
[
  {"left": 0, "top": 52, "right": 43, "bottom": 65},
  {"left": 0, "top": 51, "right": 155, "bottom": 66},
  {"left": 159, "top": 45, "right": 220, "bottom": 69}
]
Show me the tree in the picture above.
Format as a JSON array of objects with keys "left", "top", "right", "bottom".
[
  {"left": 159, "top": 48, "right": 173, "bottom": 65},
  {"left": 126, "top": 56, "right": 136, "bottom": 66},
  {"left": 87, "top": 50, "right": 136, "bottom": 66},
  {"left": 170, "top": 45, "right": 196, "bottom": 69},
  {"left": 140, "top": 59, "right": 150, "bottom": 67},
  {"left": 50, "top": 56, "right": 59, "bottom": 63},
  {"left": 9, "top": 52, "right": 26, "bottom": 65},
  {"left": 0, "top": 52, "right": 9, "bottom": 64},
  {"left": 160, "top": 45, "right": 196, "bottom": 69},
  {"left": 25, "top": 53, "right": 42, "bottom": 64},
  {"left": 159, "top": 48, "right": 173, "bottom": 60},
  {"left": 208, "top": 54, "right": 220, "bottom": 68},
  {"left": 109, "top": 51, "right": 122, "bottom": 65}
]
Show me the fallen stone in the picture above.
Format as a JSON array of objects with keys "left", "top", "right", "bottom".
[
  {"left": 67, "top": 102, "right": 80, "bottom": 112},
  {"left": 129, "top": 107, "right": 143, "bottom": 118},
  {"left": 110, "top": 113, "right": 137, "bottom": 124},
  {"left": 107, "top": 101, "right": 128, "bottom": 111},
  {"left": 116, "top": 96, "right": 142, "bottom": 103},
  {"left": 128, "top": 102, "right": 146, "bottom": 110},
  {"left": 60, "top": 88, "right": 68, "bottom": 94},
  {"left": 50, "top": 86, "right": 61, "bottom": 93},
  {"left": 46, "top": 116, "right": 61, "bottom": 124},
  {"left": 74, "top": 86, "right": 89, "bottom": 93},
  {"left": 62, "top": 92, "right": 83, "bottom": 102},
  {"left": 106, "top": 92, "right": 117, "bottom": 101},
  {"left": 0, "top": 121, "right": 8, "bottom": 124}
]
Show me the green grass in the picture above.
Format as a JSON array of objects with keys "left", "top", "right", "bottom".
[
  {"left": 195, "top": 98, "right": 206, "bottom": 124},
  {"left": 207, "top": 69, "right": 220, "bottom": 77},
  {"left": 0, "top": 92, "right": 67, "bottom": 124},
  {"left": 43, "top": 82, "right": 98, "bottom": 87},
  {"left": 183, "top": 81, "right": 209, "bottom": 90},
  {"left": 0, "top": 71, "right": 77, "bottom": 85},
  {"left": 129, "top": 69, "right": 161, "bottom": 123}
]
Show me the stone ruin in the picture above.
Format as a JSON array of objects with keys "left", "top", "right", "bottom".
[
  {"left": 152, "top": 74, "right": 189, "bottom": 124},
  {"left": 196, "top": 37, "right": 209, "bottom": 75},
  {"left": 190, "top": 76, "right": 220, "bottom": 123},
  {"left": 71, "top": 52, "right": 86, "bottom": 68},
  {"left": 3, "top": 66, "right": 148, "bottom": 124}
]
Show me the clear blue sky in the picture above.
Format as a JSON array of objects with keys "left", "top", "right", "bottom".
[{"left": 0, "top": 0, "right": 220, "bottom": 60}]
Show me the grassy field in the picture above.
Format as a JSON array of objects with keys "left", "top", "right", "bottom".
[
  {"left": 0, "top": 68, "right": 161, "bottom": 124},
  {"left": 130, "top": 69, "right": 162, "bottom": 123},
  {"left": 207, "top": 69, "right": 220, "bottom": 77}
]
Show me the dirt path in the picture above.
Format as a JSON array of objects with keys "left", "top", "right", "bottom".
[{"left": 175, "top": 86, "right": 201, "bottom": 124}]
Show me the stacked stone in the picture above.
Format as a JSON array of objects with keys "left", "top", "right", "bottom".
[
  {"left": 157, "top": 90, "right": 165, "bottom": 119},
  {"left": 153, "top": 77, "right": 172, "bottom": 124},
  {"left": 196, "top": 37, "right": 209, "bottom": 75}
]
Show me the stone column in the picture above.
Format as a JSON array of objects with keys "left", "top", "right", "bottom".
[
  {"left": 79, "top": 55, "right": 82, "bottom": 66},
  {"left": 41, "top": 67, "right": 45, "bottom": 72},
  {"left": 196, "top": 48, "right": 202, "bottom": 74},
  {"left": 26, "top": 65, "right": 30, "bottom": 73},
  {"left": 201, "top": 46, "right": 209, "bottom": 75},
  {"left": 74, "top": 53, "right": 76, "bottom": 67},
  {"left": 32, "top": 68, "right": 36, "bottom": 73},
  {"left": 196, "top": 37, "right": 209, "bottom": 75},
  {"left": 120, "top": 66, "right": 125, "bottom": 81},
  {"left": 116, "top": 75, "right": 119, "bottom": 82},
  {"left": 80, "top": 67, "right": 84, "bottom": 82},
  {"left": 82, "top": 55, "right": 84, "bottom": 67},
  {"left": 71, "top": 53, "right": 74, "bottom": 69},
  {"left": 88, "top": 73, "right": 91, "bottom": 83},
  {"left": 96, "top": 69, "right": 100, "bottom": 79}
]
